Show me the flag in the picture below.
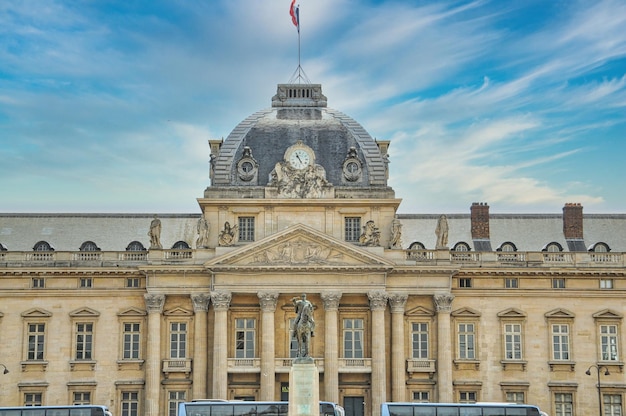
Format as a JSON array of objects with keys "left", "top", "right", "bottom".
[{"left": 289, "top": 0, "right": 300, "bottom": 32}]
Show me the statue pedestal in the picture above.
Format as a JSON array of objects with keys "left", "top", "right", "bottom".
[{"left": 288, "top": 361, "right": 319, "bottom": 416}]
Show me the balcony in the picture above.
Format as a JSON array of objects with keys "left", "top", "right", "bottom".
[
  {"left": 406, "top": 359, "right": 436, "bottom": 376},
  {"left": 275, "top": 358, "right": 325, "bottom": 373},
  {"left": 338, "top": 358, "right": 372, "bottom": 373},
  {"left": 227, "top": 358, "right": 261, "bottom": 373},
  {"left": 162, "top": 358, "right": 192, "bottom": 378}
]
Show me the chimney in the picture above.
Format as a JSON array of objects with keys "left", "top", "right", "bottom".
[
  {"left": 563, "top": 203, "right": 583, "bottom": 240},
  {"left": 471, "top": 202, "right": 490, "bottom": 240}
]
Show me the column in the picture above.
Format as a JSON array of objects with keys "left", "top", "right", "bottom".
[
  {"left": 368, "top": 291, "right": 388, "bottom": 416},
  {"left": 388, "top": 293, "right": 408, "bottom": 402},
  {"left": 258, "top": 291, "right": 279, "bottom": 401},
  {"left": 211, "top": 291, "right": 232, "bottom": 399},
  {"left": 434, "top": 293, "right": 455, "bottom": 402},
  {"left": 144, "top": 293, "right": 165, "bottom": 416},
  {"left": 321, "top": 291, "right": 342, "bottom": 404},
  {"left": 191, "top": 293, "right": 211, "bottom": 400}
]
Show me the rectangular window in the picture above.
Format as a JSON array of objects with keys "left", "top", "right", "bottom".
[
  {"left": 555, "top": 393, "right": 573, "bottom": 416},
  {"left": 170, "top": 322, "right": 187, "bottom": 359},
  {"left": 600, "top": 279, "right": 614, "bottom": 289},
  {"left": 458, "top": 323, "right": 475, "bottom": 359},
  {"left": 505, "top": 278, "right": 519, "bottom": 289},
  {"left": 168, "top": 391, "right": 186, "bottom": 416},
  {"left": 24, "top": 393, "right": 43, "bottom": 406},
  {"left": 411, "top": 323, "right": 429, "bottom": 359},
  {"left": 601, "top": 324, "right": 619, "bottom": 361},
  {"left": 76, "top": 323, "right": 94, "bottom": 360},
  {"left": 126, "top": 278, "right": 140, "bottom": 288},
  {"left": 343, "top": 318, "right": 364, "bottom": 358},
  {"left": 344, "top": 217, "right": 361, "bottom": 242},
  {"left": 79, "top": 277, "right": 92, "bottom": 288},
  {"left": 121, "top": 391, "right": 140, "bottom": 416},
  {"left": 552, "top": 278, "right": 566, "bottom": 289},
  {"left": 412, "top": 391, "right": 429, "bottom": 403},
  {"left": 506, "top": 392, "right": 525, "bottom": 403},
  {"left": 235, "top": 318, "right": 256, "bottom": 358},
  {"left": 504, "top": 323, "right": 522, "bottom": 360},
  {"left": 604, "top": 394, "right": 622, "bottom": 416},
  {"left": 459, "top": 391, "right": 477, "bottom": 403},
  {"left": 238, "top": 216, "right": 255, "bottom": 242},
  {"left": 552, "top": 324, "right": 570, "bottom": 360},
  {"left": 32, "top": 278, "right": 45, "bottom": 288},
  {"left": 27, "top": 323, "right": 45, "bottom": 360},
  {"left": 459, "top": 278, "right": 472, "bottom": 288},
  {"left": 123, "top": 323, "right": 141, "bottom": 359},
  {"left": 73, "top": 392, "right": 91, "bottom": 405},
  {"left": 289, "top": 318, "right": 298, "bottom": 359}
]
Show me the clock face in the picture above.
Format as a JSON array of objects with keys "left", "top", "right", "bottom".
[
  {"left": 289, "top": 149, "right": 311, "bottom": 169},
  {"left": 346, "top": 162, "right": 359, "bottom": 173},
  {"left": 241, "top": 161, "right": 253, "bottom": 173}
]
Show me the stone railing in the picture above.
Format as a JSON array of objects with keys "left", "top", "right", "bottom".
[
  {"left": 227, "top": 358, "right": 261, "bottom": 372},
  {"left": 275, "top": 358, "right": 325, "bottom": 373},
  {"left": 162, "top": 358, "right": 192, "bottom": 377},
  {"left": 338, "top": 358, "right": 372, "bottom": 373},
  {"left": 406, "top": 358, "right": 436, "bottom": 374}
]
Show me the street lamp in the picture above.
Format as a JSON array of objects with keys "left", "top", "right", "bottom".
[
  {"left": 586, "top": 364, "right": 610, "bottom": 416},
  {"left": 0, "top": 364, "right": 8, "bottom": 375}
]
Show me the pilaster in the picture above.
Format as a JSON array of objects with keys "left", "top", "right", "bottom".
[
  {"left": 368, "top": 291, "right": 388, "bottom": 416},
  {"left": 258, "top": 291, "right": 279, "bottom": 401},
  {"left": 389, "top": 293, "right": 408, "bottom": 402},
  {"left": 434, "top": 292, "right": 454, "bottom": 402},
  {"left": 321, "top": 291, "right": 342, "bottom": 403},
  {"left": 191, "top": 293, "right": 211, "bottom": 400},
  {"left": 211, "top": 291, "right": 232, "bottom": 399},
  {"left": 144, "top": 293, "right": 165, "bottom": 416}
]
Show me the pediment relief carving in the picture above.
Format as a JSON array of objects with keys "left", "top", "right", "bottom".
[{"left": 206, "top": 224, "right": 391, "bottom": 269}]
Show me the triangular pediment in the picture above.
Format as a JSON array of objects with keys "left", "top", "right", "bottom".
[
  {"left": 206, "top": 224, "right": 394, "bottom": 271},
  {"left": 69, "top": 307, "right": 100, "bottom": 318},
  {"left": 21, "top": 308, "right": 52, "bottom": 318},
  {"left": 452, "top": 307, "right": 481, "bottom": 318},
  {"left": 593, "top": 309, "right": 623, "bottom": 320},
  {"left": 497, "top": 308, "right": 527, "bottom": 318},
  {"left": 118, "top": 307, "right": 147, "bottom": 317},
  {"left": 545, "top": 308, "right": 575, "bottom": 319},
  {"left": 406, "top": 306, "right": 435, "bottom": 317},
  {"left": 164, "top": 307, "right": 193, "bottom": 317}
]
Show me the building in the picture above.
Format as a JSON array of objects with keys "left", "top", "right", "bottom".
[{"left": 1, "top": 82, "right": 626, "bottom": 416}]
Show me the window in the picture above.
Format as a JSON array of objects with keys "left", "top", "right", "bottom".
[
  {"left": 126, "top": 278, "right": 141, "bottom": 288},
  {"left": 73, "top": 392, "right": 91, "bottom": 405},
  {"left": 33, "top": 241, "right": 53, "bottom": 251},
  {"left": 32, "top": 277, "right": 45, "bottom": 288},
  {"left": 24, "top": 392, "right": 43, "bottom": 406},
  {"left": 123, "top": 323, "right": 141, "bottom": 359},
  {"left": 499, "top": 242, "right": 517, "bottom": 252},
  {"left": 552, "top": 324, "right": 570, "bottom": 361},
  {"left": 80, "top": 277, "right": 93, "bottom": 288},
  {"left": 343, "top": 318, "right": 364, "bottom": 358},
  {"left": 170, "top": 322, "right": 187, "bottom": 359},
  {"left": 121, "top": 391, "right": 140, "bottom": 416},
  {"left": 411, "top": 323, "right": 429, "bottom": 359},
  {"left": 458, "top": 323, "right": 475, "bottom": 359},
  {"left": 76, "top": 323, "right": 94, "bottom": 360},
  {"left": 459, "top": 278, "right": 472, "bottom": 288},
  {"left": 409, "top": 242, "right": 426, "bottom": 250},
  {"left": 412, "top": 391, "right": 430, "bottom": 402},
  {"left": 552, "top": 278, "right": 566, "bottom": 289},
  {"left": 345, "top": 217, "right": 361, "bottom": 242},
  {"left": 604, "top": 394, "right": 622, "bottom": 416},
  {"left": 504, "top": 323, "right": 522, "bottom": 360},
  {"left": 590, "top": 242, "right": 611, "bottom": 252},
  {"left": 79, "top": 241, "right": 100, "bottom": 251},
  {"left": 601, "top": 279, "right": 614, "bottom": 289},
  {"left": 544, "top": 242, "right": 563, "bottom": 252},
  {"left": 506, "top": 392, "right": 525, "bottom": 403},
  {"left": 459, "top": 391, "right": 477, "bottom": 403},
  {"left": 238, "top": 216, "right": 255, "bottom": 242},
  {"left": 600, "top": 324, "right": 619, "bottom": 361},
  {"left": 27, "top": 323, "right": 45, "bottom": 360},
  {"left": 168, "top": 391, "right": 186, "bottom": 416},
  {"left": 235, "top": 318, "right": 256, "bottom": 358},
  {"left": 505, "top": 278, "right": 519, "bottom": 289},
  {"left": 126, "top": 241, "right": 146, "bottom": 251},
  {"left": 172, "top": 241, "right": 190, "bottom": 249},
  {"left": 453, "top": 242, "right": 471, "bottom": 251},
  {"left": 554, "top": 393, "right": 573, "bottom": 416}
]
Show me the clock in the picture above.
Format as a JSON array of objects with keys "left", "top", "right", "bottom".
[{"left": 289, "top": 149, "right": 311, "bottom": 170}]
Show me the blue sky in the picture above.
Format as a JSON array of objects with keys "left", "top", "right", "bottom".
[{"left": 1, "top": 0, "right": 625, "bottom": 214}]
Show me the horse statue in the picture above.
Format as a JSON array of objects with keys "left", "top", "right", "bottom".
[{"left": 292, "top": 294, "right": 315, "bottom": 361}]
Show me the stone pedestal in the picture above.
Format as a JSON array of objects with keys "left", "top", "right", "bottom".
[{"left": 288, "top": 361, "right": 319, "bottom": 416}]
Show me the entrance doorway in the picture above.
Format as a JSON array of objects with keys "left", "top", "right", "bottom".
[{"left": 343, "top": 396, "right": 365, "bottom": 416}]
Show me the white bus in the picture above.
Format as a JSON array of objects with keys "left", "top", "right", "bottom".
[
  {"left": 0, "top": 405, "right": 112, "bottom": 416},
  {"left": 381, "top": 402, "right": 544, "bottom": 416},
  {"left": 178, "top": 400, "right": 345, "bottom": 416}
]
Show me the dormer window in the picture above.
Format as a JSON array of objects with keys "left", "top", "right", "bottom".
[
  {"left": 33, "top": 241, "right": 54, "bottom": 251},
  {"left": 172, "top": 241, "right": 191, "bottom": 250},
  {"left": 79, "top": 241, "right": 100, "bottom": 252},
  {"left": 589, "top": 242, "right": 610, "bottom": 252},
  {"left": 453, "top": 242, "right": 471, "bottom": 252},
  {"left": 498, "top": 242, "right": 517, "bottom": 252},
  {"left": 126, "top": 241, "right": 146, "bottom": 251},
  {"left": 543, "top": 242, "right": 563, "bottom": 252}
]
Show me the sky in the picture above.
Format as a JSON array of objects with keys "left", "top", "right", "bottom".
[{"left": 1, "top": 0, "right": 625, "bottom": 215}]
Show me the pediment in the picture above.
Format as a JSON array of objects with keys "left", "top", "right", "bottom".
[
  {"left": 406, "top": 306, "right": 435, "bottom": 317},
  {"left": 497, "top": 308, "right": 527, "bottom": 318},
  {"left": 452, "top": 307, "right": 481, "bottom": 318},
  {"left": 206, "top": 224, "right": 393, "bottom": 271},
  {"left": 69, "top": 307, "right": 100, "bottom": 318},
  {"left": 545, "top": 308, "right": 575, "bottom": 319},
  {"left": 21, "top": 308, "right": 52, "bottom": 318},
  {"left": 118, "top": 307, "right": 147, "bottom": 317},
  {"left": 593, "top": 309, "right": 623, "bottom": 320},
  {"left": 164, "top": 307, "right": 193, "bottom": 317}
]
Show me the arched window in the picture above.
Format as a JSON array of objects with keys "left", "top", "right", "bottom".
[
  {"left": 453, "top": 242, "right": 471, "bottom": 252},
  {"left": 79, "top": 241, "right": 100, "bottom": 252},
  {"left": 543, "top": 242, "right": 563, "bottom": 252},
  {"left": 33, "top": 241, "right": 54, "bottom": 251},
  {"left": 497, "top": 242, "right": 517, "bottom": 252},
  {"left": 126, "top": 241, "right": 146, "bottom": 251},
  {"left": 589, "top": 242, "right": 610, "bottom": 252},
  {"left": 408, "top": 242, "right": 426, "bottom": 250},
  {"left": 172, "top": 241, "right": 191, "bottom": 250}
]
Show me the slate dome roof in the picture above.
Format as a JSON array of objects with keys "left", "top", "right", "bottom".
[{"left": 208, "top": 84, "right": 390, "bottom": 195}]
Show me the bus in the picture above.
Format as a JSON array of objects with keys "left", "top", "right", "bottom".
[
  {"left": 178, "top": 400, "right": 345, "bottom": 416},
  {"left": 381, "top": 402, "right": 544, "bottom": 416},
  {"left": 0, "top": 405, "right": 111, "bottom": 416}
]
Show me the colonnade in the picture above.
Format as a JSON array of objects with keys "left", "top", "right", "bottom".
[{"left": 141, "top": 291, "right": 455, "bottom": 416}]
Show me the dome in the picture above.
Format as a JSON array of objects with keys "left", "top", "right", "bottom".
[{"left": 205, "top": 84, "right": 393, "bottom": 200}]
